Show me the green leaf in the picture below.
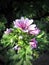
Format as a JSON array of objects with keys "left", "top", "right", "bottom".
[
  {"left": 23, "top": 59, "right": 32, "bottom": 65},
  {"left": 15, "top": 58, "right": 23, "bottom": 65},
  {"left": 37, "top": 31, "right": 45, "bottom": 38}
]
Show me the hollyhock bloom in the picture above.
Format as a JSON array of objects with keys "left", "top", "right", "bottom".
[
  {"left": 13, "top": 45, "right": 20, "bottom": 50},
  {"left": 13, "top": 17, "right": 34, "bottom": 32},
  {"left": 13, "top": 17, "right": 40, "bottom": 35},
  {"left": 28, "top": 27, "right": 40, "bottom": 35},
  {"left": 29, "top": 38, "right": 37, "bottom": 49},
  {"left": 4, "top": 28, "right": 12, "bottom": 34}
]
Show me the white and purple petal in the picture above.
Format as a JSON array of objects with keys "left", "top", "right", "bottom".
[
  {"left": 29, "top": 38, "right": 37, "bottom": 49},
  {"left": 4, "top": 28, "right": 12, "bottom": 34},
  {"left": 29, "top": 28, "right": 40, "bottom": 35}
]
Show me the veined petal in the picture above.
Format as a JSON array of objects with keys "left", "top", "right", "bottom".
[
  {"left": 21, "top": 17, "right": 25, "bottom": 21},
  {"left": 28, "top": 24, "right": 36, "bottom": 30},
  {"left": 25, "top": 18, "right": 33, "bottom": 26},
  {"left": 29, "top": 28, "right": 40, "bottom": 35},
  {"left": 4, "top": 28, "right": 12, "bottom": 34},
  {"left": 13, "top": 19, "right": 22, "bottom": 28},
  {"left": 28, "top": 19, "right": 33, "bottom": 25},
  {"left": 24, "top": 18, "right": 29, "bottom": 23},
  {"left": 29, "top": 38, "right": 37, "bottom": 48}
]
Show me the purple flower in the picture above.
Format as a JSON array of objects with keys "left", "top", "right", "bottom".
[
  {"left": 13, "top": 17, "right": 33, "bottom": 32},
  {"left": 4, "top": 28, "right": 12, "bottom": 34},
  {"left": 29, "top": 38, "right": 37, "bottom": 49},
  {"left": 13, "top": 17, "right": 40, "bottom": 35},
  {"left": 28, "top": 27, "right": 40, "bottom": 35},
  {"left": 13, "top": 45, "right": 20, "bottom": 50}
]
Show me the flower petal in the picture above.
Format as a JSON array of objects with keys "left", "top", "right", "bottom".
[
  {"left": 28, "top": 24, "right": 36, "bottom": 30},
  {"left": 21, "top": 17, "right": 25, "bottom": 21},
  {"left": 29, "top": 28, "right": 40, "bottom": 35},
  {"left": 25, "top": 19, "right": 33, "bottom": 26},
  {"left": 4, "top": 28, "right": 12, "bottom": 34},
  {"left": 29, "top": 38, "right": 37, "bottom": 48}
]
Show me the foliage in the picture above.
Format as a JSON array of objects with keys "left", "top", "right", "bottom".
[{"left": 0, "top": 15, "right": 7, "bottom": 38}]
